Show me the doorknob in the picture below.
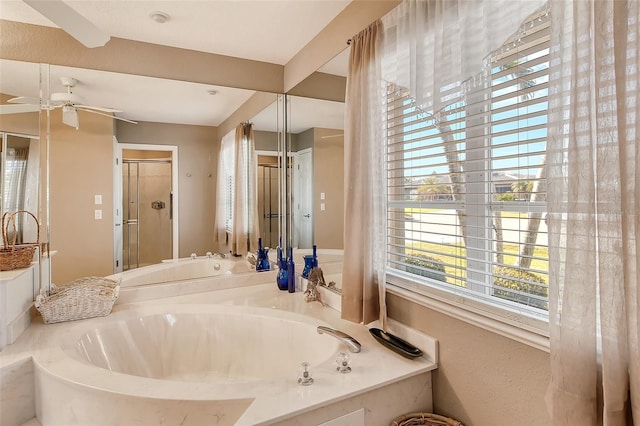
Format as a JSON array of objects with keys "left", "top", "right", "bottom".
[{"left": 303, "top": 214, "right": 311, "bottom": 218}]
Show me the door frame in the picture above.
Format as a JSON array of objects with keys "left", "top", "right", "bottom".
[{"left": 113, "top": 140, "right": 179, "bottom": 272}]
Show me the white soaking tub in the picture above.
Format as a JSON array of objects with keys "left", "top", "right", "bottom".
[
  {"left": 109, "top": 257, "right": 252, "bottom": 287},
  {"left": 73, "top": 309, "right": 339, "bottom": 382},
  {"left": 26, "top": 284, "right": 437, "bottom": 426}
]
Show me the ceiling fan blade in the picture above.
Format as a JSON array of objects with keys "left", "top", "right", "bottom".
[
  {"left": 77, "top": 107, "right": 138, "bottom": 125},
  {"left": 8, "top": 96, "right": 41, "bottom": 105},
  {"left": 0, "top": 104, "right": 41, "bottom": 114},
  {"left": 75, "top": 104, "right": 122, "bottom": 113},
  {"left": 24, "top": 0, "right": 110, "bottom": 48},
  {"left": 8, "top": 96, "right": 63, "bottom": 110}
]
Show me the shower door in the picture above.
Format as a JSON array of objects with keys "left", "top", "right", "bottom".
[
  {"left": 122, "top": 159, "right": 172, "bottom": 270},
  {"left": 258, "top": 162, "right": 279, "bottom": 248}
]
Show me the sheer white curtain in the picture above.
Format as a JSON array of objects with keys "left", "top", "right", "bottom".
[
  {"left": 545, "top": 0, "right": 639, "bottom": 424},
  {"left": 380, "top": 0, "right": 547, "bottom": 113},
  {"left": 213, "top": 124, "right": 260, "bottom": 256},
  {"left": 232, "top": 123, "right": 260, "bottom": 255},
  {"left": 342, "top": 20, "right": 387, "bottom": 326}
]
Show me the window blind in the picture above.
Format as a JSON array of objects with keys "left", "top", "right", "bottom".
[{"left": 386, "top": 10, "right": 550, "bottom": 318}]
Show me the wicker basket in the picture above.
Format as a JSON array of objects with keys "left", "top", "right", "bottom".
[
  {"left": 35, "top": 276, "right": 121, "bottom": 324},
  {"left": 0, "top": 210, "right": 39, "bottom": 271},
  {"left": 391, "top": 413, "right": 465, "bottom": 426}
]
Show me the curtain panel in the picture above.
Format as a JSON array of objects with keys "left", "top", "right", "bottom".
[
  {"left": 342, "top": 20, "right": 387, "bottom": 326},
  {"left": 231, "top": 123, "right": 260, "bottom": 256},
  {"left": 545, "top": 0, "right": 639, "bottom": 424},
  {"left": 213, "top": 124, "right": 260, "bottom": 256},
  {"left": 380, "top": 0, "right": 547, "bottom": 112}
]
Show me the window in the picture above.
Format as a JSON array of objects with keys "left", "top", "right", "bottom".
[
  {"left": 219, "top": 133, "right": 235, "bottom": 233},
  {"left": 386, "top": 12, "right": 550, "bottom": 328}
]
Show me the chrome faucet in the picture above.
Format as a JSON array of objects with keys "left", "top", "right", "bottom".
[{"left": 317, "top": 326, "right": 361, "bottom": 353}]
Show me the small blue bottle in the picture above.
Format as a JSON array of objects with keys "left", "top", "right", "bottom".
[
  {"left": 256, "top": 238, "right": 270, "bottom": 272},
  {"left": 276, "top": 243, "right": 288, "bottom": 291},
  {"left": 302, "top": 255, "right": 314, "bottom": 278},
  {"left": 312, "top": 244, "right": 318, "bottom": 268},
  {"left": 287, "top": 247, "right": 296, "bottom": 293}
]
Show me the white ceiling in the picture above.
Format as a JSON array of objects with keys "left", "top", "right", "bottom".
[{"left": 0, "top": 0, "right": 350, "bottom": 131}]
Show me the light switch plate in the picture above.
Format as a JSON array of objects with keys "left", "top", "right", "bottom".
[
  {"left": 94, "top": 209, "right": 102, "bottom": 220},
  {"left": 94, "top": 195, "right": 102, "bottom": 205}
]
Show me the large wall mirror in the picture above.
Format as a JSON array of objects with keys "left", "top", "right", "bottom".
[
  {"left": 0, "top": 59, "right": 50, "bottom": 296},
  {"left": 0, "top": 45, "right": 348, "bottom": 290}
]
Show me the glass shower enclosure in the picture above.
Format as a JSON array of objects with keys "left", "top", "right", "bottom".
[{"left": 122, "top": 157, "right": 172, "bottom": 270}]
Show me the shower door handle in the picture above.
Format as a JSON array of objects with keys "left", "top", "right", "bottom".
[{"left": 169, "top": 192, "right": 173, "bottom": 220}]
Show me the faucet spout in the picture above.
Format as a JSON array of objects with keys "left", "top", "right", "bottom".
[{"left": 317, "top": 326, "right": 361, "bottom": 353}]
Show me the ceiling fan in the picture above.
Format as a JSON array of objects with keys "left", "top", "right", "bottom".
[
  {"left": 23, "top": 0, "right": 110, "bottom": 48},
  {"left": 3, "top": 77, "right": 137, "bottom": 129}
]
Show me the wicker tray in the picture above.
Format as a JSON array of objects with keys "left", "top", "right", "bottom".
[
  {"left": 35, "top": 276, "right": 121, "bottom": 324},
  {"left": 0, "top": 210, "right": 39, "bottom": 271},
  {"left": 391, "top": 413, "right": 464, "bottom": 426}
]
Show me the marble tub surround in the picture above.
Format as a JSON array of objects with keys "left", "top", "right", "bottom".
[
  {"left": 0, "top": 356, "right": 35, "bottom": 426},
  {"left": 1, "top": 280, "right": 438, "bottom": 426}
]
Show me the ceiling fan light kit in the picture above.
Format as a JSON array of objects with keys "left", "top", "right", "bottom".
[{"left": 62, "top": 105, "right": 79, "bottom": 129}]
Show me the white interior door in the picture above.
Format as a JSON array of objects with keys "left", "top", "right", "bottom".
[{"left": 294, "top": 148, "right": 313, "bottom": 249}]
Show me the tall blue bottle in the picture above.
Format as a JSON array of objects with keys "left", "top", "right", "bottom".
[
  {"left": 276, "top": 243, "right": 288, "bottom": 291},
  {"left": 287, "top": 247, "right": 296, "bottom": 293},
  {"left": 312, "top": 244, "right": 318, "bottom": 268}
]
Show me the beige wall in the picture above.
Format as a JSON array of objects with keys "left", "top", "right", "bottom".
[
  {"left": 49, "top": 109, "right": 114, "bottom": 284},
  {"left": 313, "top": 128, "right": 344, "bottom": 249},
  {"left": 387, "top": 293, "right": 551, "bottom": 425},
  {"left": 116, "top": 121, "right": 218, "bottom": 258}
]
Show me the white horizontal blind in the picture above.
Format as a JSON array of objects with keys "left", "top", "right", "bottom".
[
  {"left": 386, "top": 10, "right": 550, "bottom": 318},
  {"left": 220, "top": 134, "right": 235, "bottom": 233}
]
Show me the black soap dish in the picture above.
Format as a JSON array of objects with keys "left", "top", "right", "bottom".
[{"left": 369, "top": 328, "right": 423, "bottom": 359}]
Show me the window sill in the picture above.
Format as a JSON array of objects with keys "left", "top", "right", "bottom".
[{"left": 386, "top": 274, "right": 550, "bottom": 353}]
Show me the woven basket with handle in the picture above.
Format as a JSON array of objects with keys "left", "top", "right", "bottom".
[
  {"left": 0, "top": 210, "right": 39, "bottom": 271},
  {"left": 35, "top": 276, "right": 121, "bottom": 324},
  {"left": 391, "top": 413, "right": 465, "bottom": 426}
]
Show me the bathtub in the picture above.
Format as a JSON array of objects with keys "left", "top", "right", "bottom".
[
  {"left": 109, "top": 257, "right": 252, "bottom": 287},
  {"left": 73, "top": 307, "right": 339, "bottom": 382},
  {"left": 110, "top": 249, "right": 343, "bottom": 289},
  {"left": 28, "top": 284, "right": 438, "bottom": 426}
]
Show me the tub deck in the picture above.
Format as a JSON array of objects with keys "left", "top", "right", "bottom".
[{"left": 1, "top": 275, "right": 437, "bottom": 426}]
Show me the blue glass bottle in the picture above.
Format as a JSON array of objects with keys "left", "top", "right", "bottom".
[
  {"left": 256, "top": 238, "right": 270, "bottom": 271},
  {"left": 312, "top": 244, "right": 318, "bottom": 268},
  {"left": 302, "top": 255, "right": 314, "bottom": 278},
  {"left": 287, "top": 247, "right": 295, "bottom": 293},
  {"left": 276, "top": 245, "right": 288, "bottom": 291}
]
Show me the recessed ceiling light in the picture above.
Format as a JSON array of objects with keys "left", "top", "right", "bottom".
[{"left": 150, "top": 11, "right": 170, "bottom": 24}]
